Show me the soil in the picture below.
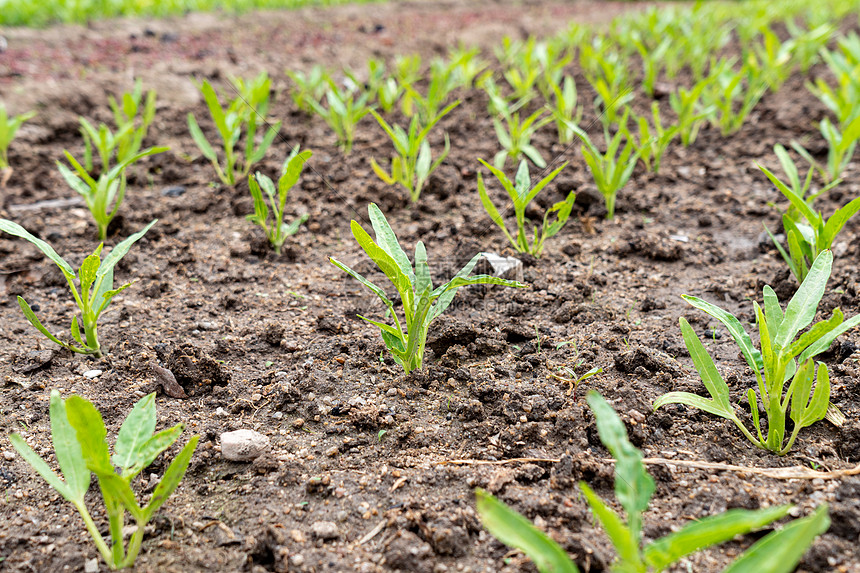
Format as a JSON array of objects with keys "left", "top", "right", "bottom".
[{"left": 1, "top": 1, "right": 860, "bottom": 572}]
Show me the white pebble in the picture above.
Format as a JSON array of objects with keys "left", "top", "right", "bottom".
[
  {"left": 83, "top": 370, "right": 102, "bottom": 379},
  {"left": 220, "top": 429, "right": 269, "bottom": 462}
]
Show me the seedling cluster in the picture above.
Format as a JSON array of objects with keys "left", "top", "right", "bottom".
[{"left": 2, "top": 0, "right": 860, "bottom": 571}]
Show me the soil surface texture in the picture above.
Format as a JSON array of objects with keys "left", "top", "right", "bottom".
[{"left": 1, "top": 1, "right": 860, "bottom": 572}]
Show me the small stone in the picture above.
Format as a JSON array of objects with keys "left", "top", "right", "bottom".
[
  {"left": 325, "top": 446, "right": 339, "bottom": 457},
  {"left": 220, "top": 429, "right": 269, "bottom": 462},
  {"left": 161, "top": 185, "right": 186, "bottom": 197},
  {"left": 480, "top": 253, "right": 524, "bottom": 282},
  {"left": 310, "top": 521, "right": 339, "bottom": 540},
  {"left": 215, "top": 407, "right": 228, "bottom": 417},
  {"left": 272, "top": 412, "right": 284, "bottom": 420},
  {"left": 292, "top": 418, "right": 305, "bottom": 428},
  {"left": 83, "top": 370, "right": 102, "bottom": 379},
  {"left": 84, "top": 558, "right": 99, "bottom": 573},
  {"left": 3, "top": 450, "right": 15, "bottom": 461},
  {"left": 251, "top": 393, "right": 262, "bottom": 402},
  {"left": 196, "top": 321, "right": 218, "bottom": 331},
  {"left": 290, "top": 529, "right": 306, "bottom": 543}
]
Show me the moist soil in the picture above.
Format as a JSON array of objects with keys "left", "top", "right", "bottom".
[{"left": 1, "top": 1, "right": 860, "bottom": 571}]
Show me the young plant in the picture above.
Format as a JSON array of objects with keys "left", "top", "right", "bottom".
[
  {"left": 569, "top": 111, "right": 641, "bottom": 219},
  {"left": 401, "top": 59, "right": 457, "bottom": 126},
  {"left": 626, "top": 102, "right": 680, "bottom": 173},
  {"left": 702, "top": 57, "right": 768, "bottom": 136},
  {"left": 10, "top": 390, "right": 198, "bottom": 570},
  {"left": 107, "top": 78, "right": 157, "bottom": 165},
  {"left": 669, "top": 80, "right": 715, "bottom": 146},
  {"left": 287, "top": 65, "right": 332, "bottom": 113},
  {"left": 768, "top": 143, "right": 841, "bottom": 220},
  {"left": 0, "top": 104, "right": 36, "bottom": 186},
  {"left": 187, "top": 73, "right": 282, "bottom": 186},
  {"left": 793, "top": 115, "right": 860, "bottom": 184},
  {"left": 476, "top": 391, "right": 830, "bottom": 573},
  {"left": 492, "top": 100, "right": 552, "bottom": 169},
  {"left": 548, "top": 75, "right": 583, "bottom": 144},
  {"left": 654, "top": 250, "right": 860, "bottom": 455},
  {"left": 247, "top": 149, "right": 312, "bottom": 255},
  {"left": 0, "top": 219, "right": 157, "bottom": 358},
  {"left": 58, "top": 146, "right": 166, "bottom": 240},
  {"left": 760, "top": 162, "right": 858, "bottom": 284},
  {"left": 448, "top": 44, "right": 488, "bottom": 90},
  {"left": 307, "top": 80, "right": 372, "bottom": 154},
  {"left": 329, "top": 204, "right": 525, "bottom": 374},
  {"left": 476, "top": 158, "right": 573, "bottom": 257},
  {"left": 369, "top": 101, "right": 458, "bottom": 203}
]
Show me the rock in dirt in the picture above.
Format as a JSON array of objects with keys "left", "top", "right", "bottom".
[
  {"left": 310, "top": 520, "right": 339, "bottom": 541},
  {"left": 478, "top": 252, "right": 524, "bottom": 282},
  {"left": 11, "top": 349, "right": 53, "bottom": 374},
  {"left": 151, "top": 363, "right": 187, "bottom": 398},
  {"left": 83, "top": 369, "right": 103, "bottom": 379},
  {"left": 220, "top": 429, "right": 269, "bottom": 462}
]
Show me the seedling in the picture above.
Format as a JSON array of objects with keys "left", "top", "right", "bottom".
[
  {"left": 476, "top": 158, "right": 573, "bottom": 257},
  {"left": 568, "top": 110, "right": 641, "bottom": 219},
  {"left": 0, "top": 219, "right": 157, "bottom": 358},
  {"left": 9, "top": 390, "right": 198, "bottom": 570},
  {"left": 548, "top": 363, "right": 602, "bottom": 398},
  {"left": 307, "top": 80, "right": 372, "bottom": 154},
  {"left": 0, "top": 104, "right": 36, "bottom": 186},
  {"left": 106, "top": 78, "right": 157, "bottom": 165},
  {"left": 655, "top": 251, "right": 860, "bottom": 455},
  {"left": 287, "top": 65, "right": 332, "bottom": 113},
  {"left": 669, "top": 80, "right": 715, "bottom": 146},
  {"left": 187, "top": 73, "right": 281, "bottom": 185},
  {"left": 767, "top": 144, "right": 841, "bottom": 220},
  {"left": 760, "top": 162, "right": 857, "bottom": 284},
  {"left": 547, "top": 75, "right": 583, "bottom": 144},
  {"left": 369, "top": 102, "right": 457, "bottom": 203},
  {"left": 247, "top": 149, "right": 312, "bottom": 255},
  {"left": 793, "top": 115, "right": 860, "bottom": 184},
  {"left": 447, "top": 44, "right": 488, "bottom": 90},
  {"left": 702, "top": 57, "right": 767, "bottom": 135},
  {"left": 330, "top": 204, "right": 526, "bottom": 374},
  {"left": 625, "top": 102, "right": 680, "bottom": 173},
  {"left": 400, "top": 59, "right": 457, "bottom": 125},
  {"left": 476, "top": 391, "right": 830, "bottom": 573},
  {"left": 58, "top": 146, "right": 166, "bottom": 240}
]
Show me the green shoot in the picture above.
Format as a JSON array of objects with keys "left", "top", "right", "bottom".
[
  {"left": 0, "top": 104, "right": 36, "bottom": 186},
  {"left": 669, "top": 80, "right": 715, "bottom": 146},
  {"left": 759, "top": 162, "right": 857, "bottom": 284},
  {"left": 476, "top": 391, "right": 829, "bottom": 573},
  {"left": 795, "top": 115, "right": 860, "bottom": 184},
  {"left": 655, "top": 251, "right": 860, "bottom": 455},
  {"left": 247, "top": 149, "right": 312, "bottom": 255},
  {"left": 626, "top": 102, "right": 679, "bottom": 173},
  {"left": 702, "top": 57, "right": 768, "bottom": 136},
  {"left": 547, "top": 75, "right": 583, "bottom": 144},
  {"left": 0, "top": 219, "right": 157, "bottom": 358},
  {"left": 768, "top": 144, "right": 841, "bottom": 220},
  {"left": 10, "top": 390, "right": 198, "bottom": 570},
  {"left": 400, "top": 58, "right": 457, "bottom": 125},
  {"left": 369, "top": 101, "right": 458, "bottom": 203},
  {"left": 447, "top": 44, "right": 488, "bottom": 90},
  {"left": 187, "top": 72, "right": 281, "bottom": 185},
  {"left": 307, "top": 80, "right": 372, "bottom": 154},
  {"left": 106, "top": 78, "right": 157, "bottom": 165},
  {"left": 287, "top": 65, "right": 332, "bottom": 113},
  {"left": 330, "top": 204, "right": 526, "bottom": 374},
  {"left": 58, "top": 146, "right": 166, "bottom": 240},
  {"left": 476, "top": 158, "right": 573, "bottom": 257},
  {"left": 568, "top": 110, "right": 641, "bottom": 219}
]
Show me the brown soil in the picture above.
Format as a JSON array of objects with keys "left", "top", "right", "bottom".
[{"left": 1, "top": 1, "right": 860, "bottom": 572}]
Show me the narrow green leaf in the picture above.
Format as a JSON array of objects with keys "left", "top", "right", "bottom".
[
  {"left": 64, "top": 396, "right": 114, "bottom": 475},
  {"left": 142, "top": 435, "right": 199, "bottom": 523},
  {"left": 775, "top": 250, "right": 832, "bottom": 349},
  {"left": 9, "top": 433, "right": 76, "bottom": 502},
  {"left": 644, "top": 505, "right": 791, "bottom": 570},
  {"left": 475, "top": 489, "right": 579, "bottom": 573},
  {"left": 112, "top": 394, "right": 157, "bottom": 472},
  {"left": 96, "top": 220, "right": 157, "bottom": 280},
  {"left": 682, "top": 295, "right": 764, "bottom": 374},
  {"left": 0, "top": 219, "right": 76, "bottom": 277},
  {"left": 580, "top": 482, "right": 642, "bottom": 567}
]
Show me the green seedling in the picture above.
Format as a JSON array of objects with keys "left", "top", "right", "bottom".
[
  {"left": 447, "top": 44, "right": 488, "bottom": 90},
  {"left": 188, "top": 73, "right": 281, "bottom": 185},
  {"left": 393, "top": 54, "right": 422, "bottom": 87},
  {"left": 0, "top": 104, "right": 36, "bottom": 186},
  {"left": 0, "top": 219, "right": 157, "bottom": 358},
  {"left": 580, "top": 41, "right": 634, "bottom": 128},
  {"left": 626, "top": 102, "right": 680, "bottom": 173},
  {"left": 568, "top": 111, "right": 641, "bottom": 219},
  {"left": 548, "top": 75, "right": 583, "bottom": 144},
  {"left": 287, "top": 65, "right": 332, "bottom": 113},
  {"left": 786, "top": 22, "right": 834, "bottom": 73},
  {"left": 632, "top": 34, "right": 671, "bottom": 97},
  {"left": 401, "top": 59, "right": 457, "bottom": 126},
  {"left": 760, "top": 162, "right": 857, "bottom": 284},
  {"left": 369, "top": 101, "right": 458, "bottom": 203},
  {"left": 476, "top": 158, "right": 573, "bottom": 257},
  {"left": 767, "top": 144, "right": 841, "bottom": 221},
  {"left": 58, "top": 146, "right": 166, "bottom": 240},
  {"left": 746, "top": 24, "right": 796, "bottom": 92},
  {"left": 808, "top": 39, "right": 860, "bottom": 126},
  {"left": 548, "top": 364, "right": 602, "bottom": 398},
  {"left": 793, "top": 115, "right": 860, "bottom": 184},
  {"left": 307, "top": 80, "right": 372, "bottom": 154},
  {"left": 702, "top": 57, "right": 768, "bottom": 136},
  {"left": 10, "top": 390, "right": 198, "bottom": 570},
  {"left": 247, "top": 149, "right": 312, "bottom": 255},
  {"left": 655, "top": 251, "right": 860, "bottom": 455},
  {"left": 476, "top": 391, "right": 830, "bottom": 573},
  {"left": 106, "top": 78, "right": 157, "bottom": 165},
  {"left": 330, "top": 204, "right": 526, "bottom": 374},
  {"left": 669, "top": 79, "right": 715, "bottom": 146},
  {"left": 492, "top": 102, "right": 552, "bottom": 169}
]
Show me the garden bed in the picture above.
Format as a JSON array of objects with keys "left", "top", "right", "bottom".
[{"left": 1, "top": 0, "right": 859, "bottom": 571}]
